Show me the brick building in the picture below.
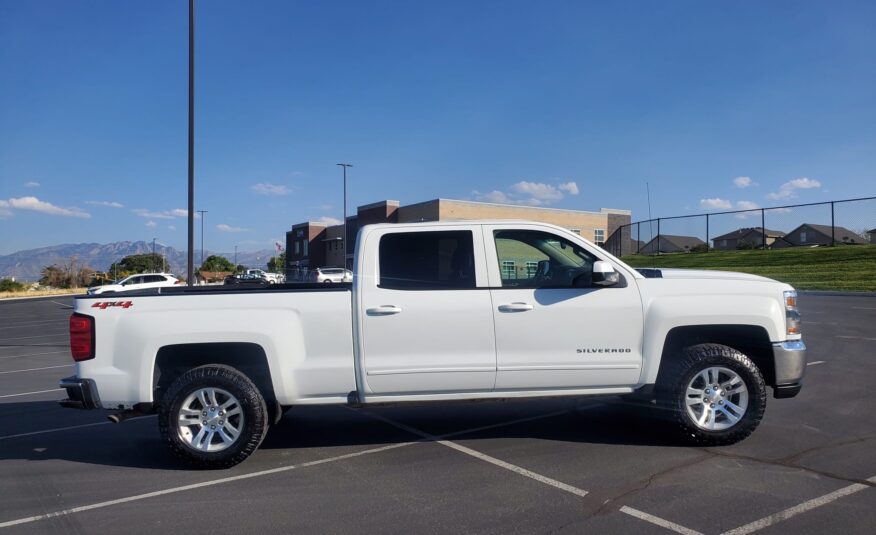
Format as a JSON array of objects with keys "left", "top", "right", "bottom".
[{"left": 286, "top": 198, "right": 631, "bottom": 280}]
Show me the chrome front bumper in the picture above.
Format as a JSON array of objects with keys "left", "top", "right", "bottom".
[{"left": 772, "top": 340, "right": 806, "bottom": 399}]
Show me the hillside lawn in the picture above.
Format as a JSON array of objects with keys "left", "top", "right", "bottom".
[{"left": 621, "top": 245, "right": 876, "bottom": 292}]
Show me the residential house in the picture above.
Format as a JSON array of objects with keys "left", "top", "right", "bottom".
[
  {"left": 712, "top": 227, "right": 786, "bottom": 250},
  {"left": 638, "top": 234, "right": 706, "bottom": 254},
  {"left": 775, "top": 223, "right": 864, "bottom": 247}
]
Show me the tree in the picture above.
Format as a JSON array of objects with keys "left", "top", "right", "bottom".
[
  {"left": 109, "top": 253, "right": 166, "bottom": 276},
  {"left": 39, "top": 256, "right": 94, "bottom": 288},
  {"left": 267, "top": 252, "right": 285, "bottom": 273},
  {"left": 0, "top": 278, "right": 25, "bottom": 292},
  {"left": 200, "top": 255, "right": 235, "bottom": 272}
]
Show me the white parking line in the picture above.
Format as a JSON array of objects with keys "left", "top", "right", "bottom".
[
  {"left": 0, "top": 320, "right": 64, "bottom": 330},
  {"left": 851, "top": 307, "right": 876, "bottom": 310},
  {"left": 620, "top": 506, "right": 704, "bottom": 535},
  {"left": 50, "top": 300, "right": 74, "bottom": 309},
  {"left": 360, "top": 410, "right": 589, "bottom": 498},
  {"left": 0, "top": 409, "right": 568, "bottom": 528},
  {"left": 0, "top": 441, "right": 416, "bottom": 529},
  {"left": 0, "top": 364, "right": 73, "bottom": 375},
  {"left": 0, "top": 333, "right": 67, "bottom": 342},
  {"left": 807, "top": 361, "right": 826, "bottom": 366},
  {"left": 0, "top": 350, "right": 69, "bottom": 360},
  {"left": 0, "top": 388, "right": 63, "bottom": 399},
  {"left": 720, "top": 476, "right": 876, "bottom": 535},
  {"left": 0, "top": 417, "right": 152, "bottom": 441},
  {"left": 835, "top": 335, "right": 876, "bottom": 341}
]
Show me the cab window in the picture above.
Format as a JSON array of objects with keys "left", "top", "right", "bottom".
[
  {"left": 494, "top": 230, "right": 597, "bottom": 288},
  {"left": 379, "top": 231, "right": 475, "bottom": 290}
]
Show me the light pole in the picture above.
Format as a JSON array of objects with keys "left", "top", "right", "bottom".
[
  {"left": 234, "top": 245, "right": 238, "bottom": 266},
  {"left": 336, "top": 163, "right": 352, "bottom": 269},
  {"left": 187, "top": 0, "right": 196, "bottom": 286},
  {"left": 152, "top": 238, "right": 157, "bottom": 272},
  {"left": 196, "top": 210, "right": 208, "bottom": 266}
]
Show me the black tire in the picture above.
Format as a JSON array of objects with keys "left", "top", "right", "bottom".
[
  {"left": 657, "top": 343, "right": 766, "bottom": 446},
  {"left": 158, "top": 365, "right": 269, "bottom": 469}
]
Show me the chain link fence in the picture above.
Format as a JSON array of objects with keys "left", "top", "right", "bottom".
[{"left": 605, "top": 196, "right": 876, "bottom": 257}]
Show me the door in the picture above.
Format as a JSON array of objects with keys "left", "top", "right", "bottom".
[
  {"left": 359, "top": 227, "right": 496, "bottom": 394},
  {"left": 485, "top": 225, "right": 644, "bottom": 390}
]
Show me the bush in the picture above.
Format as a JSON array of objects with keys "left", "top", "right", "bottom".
[{"left": 0, "top": 278, "right": 25, "bottom": 292}]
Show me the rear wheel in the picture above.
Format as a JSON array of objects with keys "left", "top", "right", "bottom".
[
  {"left": 658, "top": 344, "right": 766, "bottom": 446},
  {"left": 158, "top": 365, "right": 268, "bottom": 469}
]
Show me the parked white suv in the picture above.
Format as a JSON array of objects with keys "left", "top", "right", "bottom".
[
  {"left": 310, "top": 267, "right": 352, "bottom": 283},
  {"left": 87, "top": 273, "right": 180, "bottom": 295}
]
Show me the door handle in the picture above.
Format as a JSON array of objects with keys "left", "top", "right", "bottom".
[
  {"left": 498, "top": 302, "right": 534, "bottom": 313},
  {"left": 366, "top": 305, "right": 403, "bottom": 316}
]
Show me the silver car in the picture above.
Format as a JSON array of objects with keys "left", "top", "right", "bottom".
[{"left": 310, "top": 267, "right": 352, "bottom": 283}]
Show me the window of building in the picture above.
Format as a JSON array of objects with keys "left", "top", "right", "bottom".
[
  {"left": 379, "top": 231, "right": 475, "bottom": 290},
  {"left": 800, "top": 231, "right": 808, "bottom": 243},
  {"left": 494, "top": 229, "right": 598, "bottom": 289},
  {"left": 501, "top": 260, "right": 516, "bottom": 280},
  {"left": 594, "top": 229, "right": 605, "bottom": 245},
  {"left": 294, "top": 241, "right": 300, "bottom": 255},
  {"left": 303, "top": 240, "right": 308, "bottom": 256}
]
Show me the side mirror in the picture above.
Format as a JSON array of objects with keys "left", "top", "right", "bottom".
[{"left": 592, "top": 261, "right": 619, "bottom": 287}]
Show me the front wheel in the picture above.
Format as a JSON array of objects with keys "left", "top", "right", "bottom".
[
  {"left": 658, "top": 344, "right": 766, "bottom": 446},
  {"left": 158, "top": 365, "right": 269, "bottom": 469}
]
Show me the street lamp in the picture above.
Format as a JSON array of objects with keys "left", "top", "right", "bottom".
[
  {"left": 196, "top": 210, "right": 208, "bottom": 266},
  {"left": 187, "top": 0, "right": 196, "bottom": 286},
  {"left": 336, "top": 163, "right": 352, "bottom": 269},
  {"left": 152, "top": 238, "right": 157, "bottom": 272},
  {"left": 234, "top": 245, "right": 238, "bottom": 266}
]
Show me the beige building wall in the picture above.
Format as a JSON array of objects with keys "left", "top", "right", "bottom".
[{"left": 401, "top": 199, "right": 630, "bottom": 245}]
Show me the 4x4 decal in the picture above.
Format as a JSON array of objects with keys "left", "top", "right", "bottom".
[{"left": 91, "top": 301, "right": 133, "bottom": 310}]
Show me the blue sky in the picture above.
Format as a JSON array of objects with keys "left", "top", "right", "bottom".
[{"left": 1, "top": 0, "right": 874, "bottom": 256}]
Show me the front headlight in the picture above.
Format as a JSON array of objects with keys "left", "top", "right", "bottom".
[{"left": 784, "top": 290, "right": 801, "bottom": 336}]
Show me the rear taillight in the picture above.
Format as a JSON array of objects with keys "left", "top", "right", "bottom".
[{"left": 69, "top": 313, "right": 95, "bottom": 361}]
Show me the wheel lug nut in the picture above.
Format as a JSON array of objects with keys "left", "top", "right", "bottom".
[
  {"left": 202, "top": 412, "right": 207, "bottom": 416},
  {"left": 710, "top": 403, "right": 715, "bottom": 408},
  {"left": 705, "top": 389, "right": 711, "bottom": 394},
  {"left": 719, "top": 401, "right": 724, "bottom": 405},
  {"left": 211, "top": 425, "right": 216, "bottom": 429},
  {"left": 202, "top": 420, "right": 207, "bottom": 425},
  {"left": 721, "top": 392, "right": 725, "bottom": 396}
]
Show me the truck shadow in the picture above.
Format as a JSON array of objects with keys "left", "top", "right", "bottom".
[{"left": 0, "top": 398, "right": 686, "bottom": 470}]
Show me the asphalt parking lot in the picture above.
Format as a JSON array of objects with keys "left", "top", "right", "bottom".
[{"left": 0, "top": 294, "right": 873, "bottom": 534}]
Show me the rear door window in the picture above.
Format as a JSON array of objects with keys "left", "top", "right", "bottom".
[{"left": 379, "top": 231, "right": 475, "bottom": 290}]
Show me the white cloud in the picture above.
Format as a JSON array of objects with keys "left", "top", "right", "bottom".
[
  {"left": 145, "top": 220, "right": 157, "bottom": 228},
  {"left": 733, "top": 176, "right": 756, "bottom": 188},
  {"left": 699, "top": 198, "right": 732, "bottom": 210},
  {"left": 473, "top": 180, "right": 579, "bottom": 207},
  {"left": 315, "top": 216, "right": 342, "bottom": 225},
  {"left": 23, "top": 181, "right": 40, "bottom": 188},
  {"left": 472, "top": 190, "right": 513, "bottom": 204},
  {"left": 132, "top": 208, "right": 197, "bottom": 219},
  {"left": 217, "top": 223, "right": 247, "bottom": 233},
  {"left": 0, "top": 201, "right": 12, "bottom": 219},
  {"left": 86, "top": 200, "right": 124, "bottom": 208},
  {"left": 251, "top": 183, "right": 290, "bottom": 196},
  {"left": 734, "top": 200, "right": 760, "bottom": 219},
  {"left": 766, "top": 177, "right": 821, "bottom": 200},
  {"left": 558, "top": 182, "right": 580, "bottom": 195},
  {"left": 4, "top": 196, "right": 90, "bottom": 218},
  {"left": 168, "top": 225, "right": 176, "bottom": 231}
]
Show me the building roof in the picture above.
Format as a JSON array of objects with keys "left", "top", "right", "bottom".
[
  {"left": 794, "top": 223, "right": 863, "bottom": 243},
  {"left": 644, "top": 234, "right": 705, "bottom": 250},
  {"left": 712, "top": 227, "right": 786, "bottom": 241}
]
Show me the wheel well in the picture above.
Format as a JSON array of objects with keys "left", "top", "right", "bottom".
[
  {"left": 656, "top": 325, "right": 776, "bottom": 386},
  {"left": 153, "top": 343, "right": 277, "bottom": 407}
]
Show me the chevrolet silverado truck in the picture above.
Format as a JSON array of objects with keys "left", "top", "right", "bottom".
[{"left": 60, "top": 221, "right": 806, "bottom": 469}]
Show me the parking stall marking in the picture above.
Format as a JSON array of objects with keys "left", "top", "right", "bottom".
[
  {"left": 720, "top": 476, "right": 876, "bottom": 535},
  {"left": 0, "top": 388, "right": 63, "bottom": 399},
  {"left": 359, "top": 410, "right": 589, "bottom": 498},
  {"left": 807, "top": 361, "right": 826, "bottom": 366},
  {"left": 619, "top": 506, "right": 704, "bottom": 535},
  {"left": 0, "top": 351, "right": 69, "bottom": 361},
  {"left": 0, "top": 408, "right": 569, "bottom": 528},
  {"left": 0, "top": 364, "right": 73, "bottom": 375},
  {"left": 0, "top": 417, "right": 153, "bottom": 441},
  {"left": 835, "top": 335, "right": 876, "bottom": 341},
  {"left": 0, "top": 320, "right": 66, "bottom": 330},
  {"left": 0, "top": 333, "right": 68, "bottom": 342}
]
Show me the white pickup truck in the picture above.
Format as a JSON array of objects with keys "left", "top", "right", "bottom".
[{"left": 60, "top": 221, "right": 806, "bottom": 468}]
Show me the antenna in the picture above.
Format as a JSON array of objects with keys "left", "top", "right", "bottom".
[{"left": 646, "top": 181, "right": 654, "bottom": 242}]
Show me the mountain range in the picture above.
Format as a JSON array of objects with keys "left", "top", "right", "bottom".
[{"left": 0, "top": 241, "right": 277, "bottom": 281}]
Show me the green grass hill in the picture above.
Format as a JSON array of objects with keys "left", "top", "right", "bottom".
[{"left": 621, "top": 245, "right": 876, "bottom": 292}]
